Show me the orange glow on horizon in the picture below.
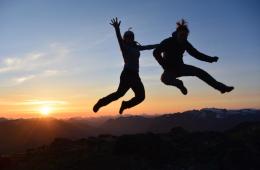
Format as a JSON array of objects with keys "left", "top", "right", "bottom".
[{"left": 0, "top": 91, "right": 259, "bottom": 119}]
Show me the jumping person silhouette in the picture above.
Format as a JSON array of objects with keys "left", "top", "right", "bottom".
[
  {"left": 93, "top": 18, "right": 158, "bottom": 114},
  {"left": 153, "top": 19, "right": 234, "bottom": 95}
]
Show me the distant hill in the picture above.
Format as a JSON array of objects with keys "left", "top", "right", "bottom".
[
  {"left": 0, "top": 108, "right": 259, "bottom": 154},
  {"left": 0, "top": 118, "right": 8, "bottom": 122},
  {"left": 1, "top": 121, "right": 260, "bottom": 170},
  {"left": 0, "top": 118, "right": 100, "bottom": 154},
  {"left": 100, "top": 108, "right": 260, "bottom": 134}
]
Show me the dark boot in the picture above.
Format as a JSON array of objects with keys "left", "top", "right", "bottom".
[
  {"left": 93, "top": 100, "right": 103, "bottom": 112},
  {"left": 220, "top": 86, "right": 234, "bottom": 94},
  {"left": 119, "top": 101, "right": 127, "bottom": 114},
  {"left": 175, "top": 80, "right": 188, "bottom": 95}
]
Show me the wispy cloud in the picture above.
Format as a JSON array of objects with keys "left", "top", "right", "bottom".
[
  {"left": 20, "top": 100, "right": 68, "bottom": 105},
  {"left": 13, "top": 75, "right": 36, "bottom": 84},
  {"left": 49, "top": 42, "right": 70, "bottom": 57},
  {"left": 0, "top": 42, "right": 71, "bottom": 85},
  {"left": 11, "top": 69, "right": 66, "bottom": 84},
  {"left": 0, "top": 42, "right": 70, "bottom": 74},
  {"left": 42, "top": 69, "right": 64, "bottom": 76},
  {"left": 0, "top": 99, "right": 69, "bottom": 106},
  {"left": 0, "top": 53, "right": 45, "bottom": 73},
  {"left": 77, "top": 32, "right": 114, "bottom": 51}
]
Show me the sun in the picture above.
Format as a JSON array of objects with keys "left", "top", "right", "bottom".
[{"left": 40, "top": 106, "right": 52, "bottom": 116}]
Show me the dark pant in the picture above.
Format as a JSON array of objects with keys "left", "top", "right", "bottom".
[
  {"left": 97, "top": 68, "right": 145, "bottom": 109},
  {"left": 161, "top": 64, "right": 228, "bottom": 91}
]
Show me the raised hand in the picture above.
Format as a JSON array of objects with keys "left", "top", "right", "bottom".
[{"left": 110, "top": 17, "right": 121, "bottom": 28}]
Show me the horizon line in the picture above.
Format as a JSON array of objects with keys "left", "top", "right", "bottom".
[{"left": 1, "top": 107, "right": 259, "bottom": 120}]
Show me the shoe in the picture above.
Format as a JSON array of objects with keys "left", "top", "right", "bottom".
[
  {"left": 179, "top": 84, "right": 188, "bottom": 95},
  {"left": 119, "top": 101, "right": 127, "bottom": 114},
  {"left": 178, "top": 81, "right": 188, "bottom": 95},
  {"left": 93, "top": 101, "right": 102, "bottom": 113},
  {"left": 220, "top": 86, "right": 234, "bottom": 94}
]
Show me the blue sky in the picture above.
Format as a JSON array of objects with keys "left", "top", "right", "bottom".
[{"left": 0, "top": 0, "right": 259, "bottom": 117}]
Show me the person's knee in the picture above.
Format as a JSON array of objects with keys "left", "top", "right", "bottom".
[
  {"left": 161, "top": 73, "right": 171, "bottom": 85},
  {"left": 140, "top": 92, "right": 145, "bottom": 101},
  {"left": 136, "top": 91, "right": 145, "bottom": 102},
  {"left": 161, "top": 73, "right": 181, "bottom": 86},
  {"left": 114, "top": 91, "right": 125, "bottom": 99}
]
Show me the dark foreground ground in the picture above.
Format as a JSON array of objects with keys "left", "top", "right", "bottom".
[{"left": 1, "top": 121, "right": 260, "bottom": 170}]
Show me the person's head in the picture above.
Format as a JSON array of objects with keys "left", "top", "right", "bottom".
[
  {"left": 173, "top": 19, "right": 189, "bottom": 43},
  {"left": 123, "top": 29, "right": 135, "bottom": 44}
]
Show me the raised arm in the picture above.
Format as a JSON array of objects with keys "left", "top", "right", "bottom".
[
  {"left": 186, "top": 41, "right": 218, "bottom": 63},
  {"left": 110, "top": 18, "right": 124, "bottom": 54}
]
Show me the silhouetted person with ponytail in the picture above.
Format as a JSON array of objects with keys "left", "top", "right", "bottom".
[
  {"left": 93, "top": 18, "right": 158, "bottom": 114},
  {"left": 153, "top": 19, "right": 234, "bottom": 95}
]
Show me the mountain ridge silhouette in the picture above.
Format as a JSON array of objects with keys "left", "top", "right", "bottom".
[{"left": 0, "top": 108, "right": 259, "bottom": 154}]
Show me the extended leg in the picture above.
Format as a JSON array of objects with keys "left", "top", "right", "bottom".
[
  {"left": 161, "top": 71, "right": 188, "bottom": 95},
  {"left": 180, "top": 65, "right": 234, "bottom": 93}
]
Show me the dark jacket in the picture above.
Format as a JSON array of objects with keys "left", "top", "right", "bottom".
[{"left": 153, "top": 33, "right": 215, "bottom": 69}]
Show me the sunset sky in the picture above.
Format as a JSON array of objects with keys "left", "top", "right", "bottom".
[{"left": 0, "top": 0, "right": 259, "bottom": 118}]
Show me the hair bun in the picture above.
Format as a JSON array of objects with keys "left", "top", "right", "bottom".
[
  {"left": 176, "top": 19, "right": 187, "bottom": 27},
  {"left": 176, "top": 19, "right": 189, "bottom": 33}
]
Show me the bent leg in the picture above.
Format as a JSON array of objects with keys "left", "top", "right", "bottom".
[
  {"left": 161, "top": 70, "right": 188, "bottom": 95},
  {"left": 93, "top": 79, "right": 130, "bottom": 112},
  {"left": 119, "top": 79, "right": 145, "bottom": 114},
  {"left": 180, "top": 65, "right": 233, "bottom": 93}
]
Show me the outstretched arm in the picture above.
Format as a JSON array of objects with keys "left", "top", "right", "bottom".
[
  {"left": 110, "top": 17, "right": 124, "bottom": 54},
  {"left": 186, "top": 42, "right": 218, "bottom": 63},
  {"left": 138, "top": 44, "right": 159, "bottom": 51}
]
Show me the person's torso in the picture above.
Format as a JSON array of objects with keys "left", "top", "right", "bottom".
[
  {"left": 122, "top": 44, "right": 140, "bottom": 72},
  {"left": 163, "top": 37, "right": 187, "bottom": 66}
]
